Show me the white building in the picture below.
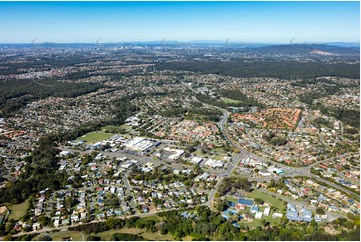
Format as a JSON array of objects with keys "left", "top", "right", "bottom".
[
  {"left": 205, "top": 159, "right": 224, "bottom": 168},
  {"left": 164, "top": 147, "right": 184, "bottom": 160},
  {"left": 272, "top": 212, "right": 283, "bottom": 218},
  {"left": 255, "top": 212, "right": 263, "bottom": 219},
  {"left": 190, "top": 156, "right": 203, "bottom": 164},
  {"left": 263, "top": 207, "right": 271, "bottom": 216}
]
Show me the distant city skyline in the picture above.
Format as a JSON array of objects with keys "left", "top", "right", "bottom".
[{"left": 0, "top": 1, "right": 359, "bottom": 43}]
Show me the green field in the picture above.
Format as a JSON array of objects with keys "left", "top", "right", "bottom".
[
  {"left": 246, "top": 190, "right": 286, "bottom": 212},
  {"left": 33, "top": 231, "right": 84, "bottom": 241},
  {"left": 8, "top": 199, "right": 29, "bottom": 220},
  {"left": 222, "top": 98, "right": 241, "bottom": 104},
  {"left": 142, "top": 231, "right": 173, "bottom": 241},
  {"left": 95, "top": 227, "right": 173, "bottom": 241},
  {"left": 239, "top": 215, "right": 279, "bottom": 227},
  {"left": 96, "top": 228, "right": 145, "bottom": 240},
  {"left": 226, "top": 195, "right": 238, "bottom": 203},
  {"left": 193, "top": 149, "right": 209, "bottom": 157},
  {"left": 193, "top": 147, "right": 227, "bottom": 160},
  {"left": 77, "top": 131, "right": 113, "bottom": 144},
  {"left": 212, "top": 153, "right": 227, "bottom": 160}
]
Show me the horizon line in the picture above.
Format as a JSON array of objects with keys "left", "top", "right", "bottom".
[{"left": 0, "top": 40, "right": 360, "bottom": 45}]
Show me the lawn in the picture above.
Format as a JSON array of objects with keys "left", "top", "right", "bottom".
[
  {"left": 212, "top": 153, "right": 227, "bottom": 160},
  {"left": 96, "top": 228, "right": 145, "bottom": 240},
  {"left": 222, "top": 98, "right": 241, "bottom": 104},
  {"left": 193, "top": 149, "right": 209, "bottom": 157},
  {"left": 77, "top": 131, "right": 113, "bottom": 144},
  {"left": 246, "top": 190, "right": 286, "bottom": 212},
  {"left": 8, "top": 199, "right": 29, "bottom": 220},
  {"left": 239, "top": 213, "right": 280, "bottom": 227},
  {"left": 33, "top": 231, "right": 84, "bottom": 241},
  {"left": 142, "top": 231, "right": 173, "bottom": 241},
  {"left": 239, "top": 218, "right": 263, "bottom": 227},
  {"left": 226, "top": 195, "right": 238, "bottom": 203},
  {"left": 95, "top": 227, "right": 173, "bottom": 241}
]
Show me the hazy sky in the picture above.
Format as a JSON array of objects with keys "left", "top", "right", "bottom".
[{"left": 0, "top": 1, "right": 359, "bottom": 43}]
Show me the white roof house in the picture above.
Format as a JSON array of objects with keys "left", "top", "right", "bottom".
[
  {"left": 255, "top": 212, "right": 263, "bottom": 219},
  {"left": 263, "top": 207, "right": 271, "bottom": 216}
]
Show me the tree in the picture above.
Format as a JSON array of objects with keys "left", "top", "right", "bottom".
[
  {"left": 111, "top": 233, "right": 144, "bottom": 241},
  {"left": 2, "top": 235, "right": 13, "bottom": 241},
  {"left": 214, "top": 198, "right": 228, "bottom": 212},
  {"left": 37, "top": 235, "right": 52, "bottom": 241},
  {"left": 160, "top": 225, "right": 168, "bottom": 235},
  {"left": 254, "top": 198, "right": 265, "bottom": 205},
  {"left": 261, "top": 219, "right": 267, "bottom": 227},
  {"left": 310, "top": 219, "right": 317, "bottom": 228},
  {"left": 316, "top": 208, "right": 325, "bottom": 215},
  {"left": 86, "top": 236, "right": 101, "bottom": 241}
]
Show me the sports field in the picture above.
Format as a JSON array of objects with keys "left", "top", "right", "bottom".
[
  {"left": 222, "top": 98, "right": 241, "bottom": 104},
  {"left": 77, "top": 131, "right": 113, "bottom": 144}
]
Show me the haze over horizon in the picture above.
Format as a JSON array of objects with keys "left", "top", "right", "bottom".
[{"left": 0, "top": 1, "right": 359, "bottom": 44}]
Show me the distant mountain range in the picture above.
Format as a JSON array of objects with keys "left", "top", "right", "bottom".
[{"left": 253, "top": 44, "right": 359, "bottom": 55}]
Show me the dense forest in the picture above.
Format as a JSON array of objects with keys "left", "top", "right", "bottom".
[
  {"left": 263, "top": 132, "right": 288, "bottom": 146},
  {"left": 0, "top": 78, "right": 105, "bottom": 117},
  {"left": 217, "top": 177, "right": 252, "bottom": 196},
  {"left": 298, "top": 86, "right": 341, "bottom": 105},
  {"left": 294, "top": 80, "right": 360, "bottom": 129},
  {"left": 311, "top": 103, "right": 360, "bottom": 129},
  {"left": 160, "top": 106, "right": 222, "bottom": 122},
  {"left": 156, "top": 60, "right": 360, "bottom": 79},
  {"left": 219, "top": 89, "right": 265, "bottom": 108},
  {"left": 196, "top": 93, "right": 264, "bottom": 110}
]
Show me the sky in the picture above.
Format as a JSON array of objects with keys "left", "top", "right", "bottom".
[{"left": 0, "top": 1, "right": 359, "bottom": 43}]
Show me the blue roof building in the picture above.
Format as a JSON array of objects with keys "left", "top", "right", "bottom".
[
  {"left": 286, "top": 210, "right": 300, "bottom": 221},
  {"left": 329, "top": 205, "right": 340, "bottom": 211},
  {"left": 299, "top": 208, "right": 313, "bottom": 222},
  {"left": 222, "top": 213, "right": 229, "bottom": 220},
  {"left": 250, "top": 205, "right": 259, "bottom": 213},
  {"left": 229, "top": 201, "right": 236, "bottom": 207},
  {"left": 232, "top": 222, "right": 240, "bottom": 228},
  {"left": 237, "top": 198, "right": 254, "bottom": 207},
  {"left": 287, "top": 203, "right": 297, "bottom": 211},
  {"left": 286, "top": 203, "right": 313, "bottom": 223},
  {"left": 225, "top": 208, "right": 238, "bottom": 215}
]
